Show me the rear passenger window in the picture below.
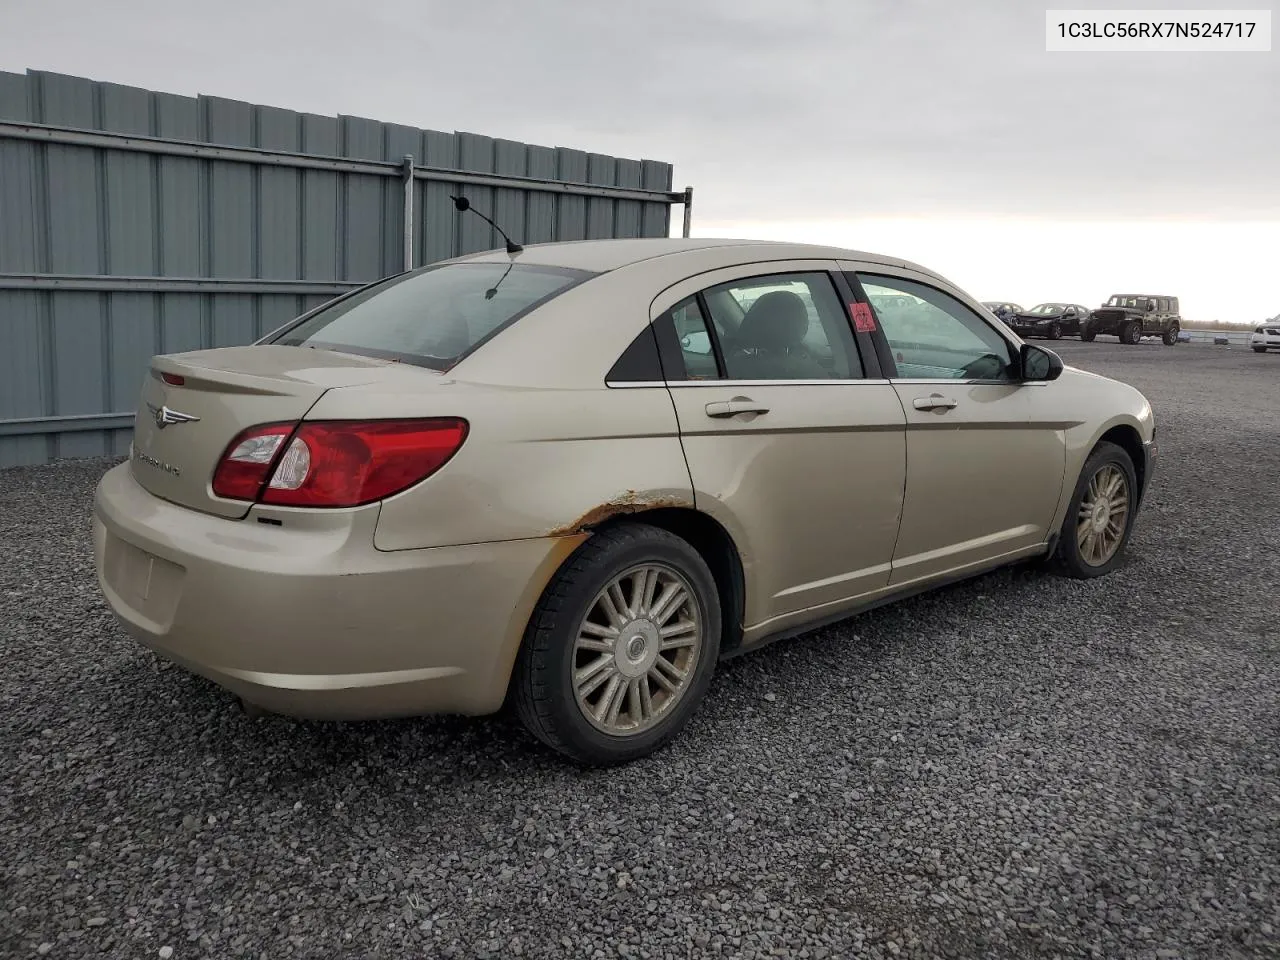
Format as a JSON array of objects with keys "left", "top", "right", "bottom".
[
  {"left": 670, "top": 297, "right": 720, "bottom": 380},
  {"left": 700, "top": 272, "right": 861, "bottom": 380}
]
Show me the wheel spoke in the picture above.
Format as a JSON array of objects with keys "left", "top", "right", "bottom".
[
  {"left": 1077, "top": 520, "right": 1092, "bottom": 547},
  {"left": 579, "top": 619, "right": 619, "bottom": 640},
  {"left": 601, "top": 674, "right": 628, "bottom": 725},
  {"left": 660, "top": 620, "right": 698, "bottom": 649},
  {"left": 654, "top": 655, "right": 687, "bottom": 683},
  {"left": 651, "top": 583, "right": 689, "bottom": 626},
  {"left": 576, "top": 656, "right": 615, "bottom": 698},
  {"left": 1109, "top": 498, "right": 1128, "bottom": 516},
  {"left": 576, "top": 637, "right": 614, "bottom": 653},
  {"left": 638, "top": 676, "right": 653, "bottom": 719},
  {"left": 599, "top": 589, "right": 626, "bottom": 627},
  {"left": 608, "top": 581, "right": 631, "bottom": 620},
  {"left": 632, "top": 568, "right": 659, "bottom": 618},
  {"left": 626, "top": 678, "right": 644, "bottom": 723},
  {"left": 649, "top": 664, "right": 680, "bottom": 694},
  {"left": 1105, "top": 470, "right": 1123, "bottom": 499},
  {"left": 1078, "top": 503, "right": 1095, "bottom": 521},
  {"left": 592, "top": 674, "right": 623, "bottom": 722}
]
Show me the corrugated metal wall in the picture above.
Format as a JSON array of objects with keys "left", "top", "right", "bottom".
[{"left": 0, "top": 69, "right": 684, "bottom": 467}]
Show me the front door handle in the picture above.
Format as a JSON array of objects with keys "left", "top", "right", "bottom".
[
  {"left": 913, "top": 394, "right": 958, "bottom": 411},
  {"left": 705, "top": 397, "right": 770, "bottom": 418}
]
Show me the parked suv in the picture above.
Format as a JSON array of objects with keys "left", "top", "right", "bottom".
[{"left": 1083, "top": 295, "right": 1181, "bottom": 346}]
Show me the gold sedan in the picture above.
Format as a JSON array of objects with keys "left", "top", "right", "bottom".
[{"left": 94, "top": 239, "right": 1157, "bottom": 765}]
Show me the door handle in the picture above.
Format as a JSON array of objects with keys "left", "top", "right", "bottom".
[
  {"left": 913, "top": 394, "right": 958, "bottom": 411},
  {"left": 705, "top": 397, "right": 770, "bottom": 418}
]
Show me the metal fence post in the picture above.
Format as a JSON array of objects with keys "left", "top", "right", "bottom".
[
  {"left": 402, "top": 156, "right": 415, "bottom": 271},
  {"left": 682, "top": 186, "right": 693, "bottom": 238}
]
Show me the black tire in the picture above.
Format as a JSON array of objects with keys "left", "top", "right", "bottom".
[
  {"left": 1080, "top": 326, "right": 1096, "bottom": 342},
  {"left": 1121, "top": 321, "right": 1141, "bottom": 345},
  {"left": 1048, "top": 322, "right": 1062, "bottom": 341},
  {"left": 1162, "top": 323, "right": 1179, "bottom": 346},
  {"left": 1254, "top": 346, "right": 1267, "bottom": 354},
  {"left": 512, "top": 523, "right": 721, "bottom": 766},
  {"left": 1055, "top": 441, "right": 1139, "bottom": 580}
]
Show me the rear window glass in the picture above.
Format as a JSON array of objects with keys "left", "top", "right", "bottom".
[{"left": 272, "top": 262, "right": 595, "bottom": 370}]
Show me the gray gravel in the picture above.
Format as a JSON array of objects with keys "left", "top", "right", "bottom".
[{"left": 3, "top": 340, "right": 1279, "bottom": 960}]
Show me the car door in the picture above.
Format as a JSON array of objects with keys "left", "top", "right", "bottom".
[
  {"left": 1062, "top": 305, "right": 1081, "bottom": 335},
  {"left": 842, "top": 264, "right": 1066, "bottom": 587},
  {"left": 652, "top": 262, "right": 907, "bottom": 633}
]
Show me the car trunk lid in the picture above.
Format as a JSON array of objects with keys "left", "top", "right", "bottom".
[{"left": 130, "top": 345, "right": 420, "bottom": 519}]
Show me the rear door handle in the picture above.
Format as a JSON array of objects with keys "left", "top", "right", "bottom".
[
  {"left": 705, "top": 397, "right": 770, "bottom": 418},
  {"left": 913, "top": 394, "right": 958, "bottom": 411}
]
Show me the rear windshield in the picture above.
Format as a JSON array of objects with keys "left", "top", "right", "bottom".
[{"left": 272, "top": 261, "right": 595, "bottom": 370}]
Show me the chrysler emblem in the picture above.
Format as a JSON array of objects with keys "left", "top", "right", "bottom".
[{"left": 147, "top": 404, "right": 200, "bottom": 429}]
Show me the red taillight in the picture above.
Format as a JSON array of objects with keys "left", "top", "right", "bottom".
[
  {"left": 161, "top": 372, "right": 185, "bottom": 386},
  {"left": 212, "top": 419, "right": 468, "bottom": 508},
  {"left": 211, "top": 423, "right": 297, "bottom": 501}
]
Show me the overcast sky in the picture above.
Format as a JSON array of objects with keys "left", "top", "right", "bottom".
[{"left": 2, "top": 0, "right": 1277, "bottom": 320}]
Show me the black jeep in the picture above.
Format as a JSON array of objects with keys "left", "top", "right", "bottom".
[{"left": 1083, "top": 294, "right": 1181, "bottom": 346}]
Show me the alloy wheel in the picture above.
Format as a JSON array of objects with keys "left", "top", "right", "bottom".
[
  {"left": 572, "top": 563, "right": 704, "bottom": 736},
  {"left": 1076, "top": 464, "right": 1130, "bottom": 566}
]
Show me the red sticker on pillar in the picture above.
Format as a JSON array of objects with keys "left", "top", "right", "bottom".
[{"left": 850, "top": 302, "right": 877, "bottom": 333}]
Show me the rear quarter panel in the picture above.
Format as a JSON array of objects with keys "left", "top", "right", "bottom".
[{"left": 298, "top": 379, "right": 694, "bottom": 551}]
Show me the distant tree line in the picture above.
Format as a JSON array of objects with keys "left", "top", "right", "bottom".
[{"left": 1180, "top": 318, "right": 1271, "bottom": 331}]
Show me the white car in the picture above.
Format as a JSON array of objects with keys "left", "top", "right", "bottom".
[{"left": 1252, "top": 323, "right": 1280, "bottom": 353}]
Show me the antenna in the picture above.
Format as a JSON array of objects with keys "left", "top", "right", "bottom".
[{"left": 450, "top": 195, "right": 523, "bottom": 255}]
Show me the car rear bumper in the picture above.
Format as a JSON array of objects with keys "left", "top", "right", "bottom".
[{"left": 93, "top": 462, "right": 580, "bottom": 719}]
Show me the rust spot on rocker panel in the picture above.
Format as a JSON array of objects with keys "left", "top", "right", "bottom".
[{"left": 547, "top": 491, "right": 693, "bottom": 538}]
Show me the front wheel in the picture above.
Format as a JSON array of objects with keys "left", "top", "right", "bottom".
[
  {"left": 1055, "top": 441, "right": 1139, "bottom": 579},
  {"left": 512, "top": 523, "right": 721, "bottom": 766},
  {"left": 1254, "top": 346, "right": 1268, "bottom": 353},
  {"left": 1121, "top": 321, "right": 1141, "bottom": 345},
  {"left": 1162, "top": 323, "right": 1180, "bottom": 346}
]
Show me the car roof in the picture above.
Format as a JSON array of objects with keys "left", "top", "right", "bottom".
[{"left": 448, "top": 237, "right": 946, "bottom": 279}]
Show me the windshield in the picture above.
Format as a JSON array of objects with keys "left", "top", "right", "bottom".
[
  {"left": 272, "top": 262, "right": 595, "bottom": 370},
  {"left": 1028, "top": 303, "right": 1067, "bottom": 315},
  {"left": 1107, "top": 295, "right": 1148, "bottom": 309}
]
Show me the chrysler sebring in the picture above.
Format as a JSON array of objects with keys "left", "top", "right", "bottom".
[{"left": 94, "top": 238, "right": 1157, "bottom": 765}]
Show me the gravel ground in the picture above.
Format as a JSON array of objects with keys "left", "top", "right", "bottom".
[{"left": 3, "top": 340, "right": 1279, "bottom": 960}]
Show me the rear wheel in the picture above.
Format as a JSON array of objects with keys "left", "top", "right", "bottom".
[
  {"left": 1162, "top": 322, "right": 1180, "bottom": 346},
  {"left": 1254, "top": 346, "right": 1268, "bottom": 353},
  {"left": 1055, "top": 442, "right": 1138, "bottom": 579},
  {"left": 513, "top": 523, "right": 721, "bottom": 766},
  {"left": 1121, "top": 321, "right": 1141, "bottom": 345},
  {"left": 1048, "top": 322, "right": 1062, "bottom": 341}
]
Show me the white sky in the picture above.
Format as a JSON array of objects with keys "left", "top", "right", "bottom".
[
  {"left": 692, "top": 219, "right": 1280, "bottom": 324},
  {"left": 3, "top": 0, "right": 1277, "bottom": 323}
]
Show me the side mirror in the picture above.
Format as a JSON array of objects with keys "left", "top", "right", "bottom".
[{"left": 1020, "top": 343, "right": 1063, "bottom": 381}]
